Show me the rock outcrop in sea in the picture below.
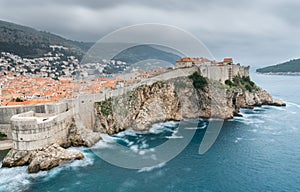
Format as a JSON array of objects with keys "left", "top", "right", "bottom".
[{"left": 2, "top": 143, "right": 84, "bottom": 173}]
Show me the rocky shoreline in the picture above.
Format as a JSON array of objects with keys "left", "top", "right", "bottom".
[
  {"left": 2, "top": 144, "right": 84, "bottom": 173},
  {"left": 1, "top": 71, "right": 285, "bottom": 173},
  {"left": 1, "top": 118, "right": 101, "bottom": 173}
]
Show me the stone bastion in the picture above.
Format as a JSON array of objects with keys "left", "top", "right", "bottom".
[{"left": 10, "top": 109, "right": 73, "bottom": 151}]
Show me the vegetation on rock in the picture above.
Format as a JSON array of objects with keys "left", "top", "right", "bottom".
[
  {"left": 188, "top": 72, "right": 208, "bottom": 91},
  {"left": 225, "top": 76, "right": 258, "bottom": 92},
  {"left": 95, "top": 98, "right": 113, "bottom": 116},
  {"left": 0, "top": 132, "right": 7, "bottom": 138}
]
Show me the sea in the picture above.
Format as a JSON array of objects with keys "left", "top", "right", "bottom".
[{"left": 0, "top": 72, "right": 299, "bottom": 192}]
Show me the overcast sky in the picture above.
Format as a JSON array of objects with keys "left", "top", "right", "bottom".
[{"left": 0, "top": 0, "right": 299, "bottom": 68}]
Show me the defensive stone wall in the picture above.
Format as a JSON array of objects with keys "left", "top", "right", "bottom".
[
  {"left": 0, "top": 102, "right": 70, "bottom": 139},
  {"left": 2, "top": 64, "right": 250, "bottom": 151},
  {"left": 11, "top": 109, "right": 73, "bottom": 151},
  {"left": 198, "top": 65, "right": 249, "bottom": 83}
]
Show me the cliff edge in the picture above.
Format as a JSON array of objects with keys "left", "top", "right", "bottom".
[{"left": 1, "top": 66, "right": 285, "bottom": 173}]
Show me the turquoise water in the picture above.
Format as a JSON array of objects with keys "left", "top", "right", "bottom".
[{"left": 0, "top": 73, "right": 300, "bottom": 192}]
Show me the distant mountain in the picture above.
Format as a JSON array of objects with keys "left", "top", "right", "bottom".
[
  {"left": 113, "top": 45, "right": 182, "bottom": 65},
  {"left": 256, "top": 59, "right": 300, "bottom": 74},
  {"left": 0, "top": 20, "right": 92, "bottom": 59},
  {"left": 0, "top": 20, "right": 182, "bottom": 70},
  {"left": 98, "top": 45, "right": 182, "bottom": 74}
]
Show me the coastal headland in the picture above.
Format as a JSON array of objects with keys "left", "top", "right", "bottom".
[{"left": 0, "top": 58, "right": 285, "bottom": 173}]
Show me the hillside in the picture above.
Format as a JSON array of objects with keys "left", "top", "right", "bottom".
[
  {"left": 0, "top": 20, "right": 92, "bottom": 59},
  {"left": 113, "top": 45, "right": 181, "bottom": 65},
  {"left": 256, "top": 59, "right": 300, "bottom": 73},
  {"left": 0, "top": 20, "right": 182, "bottom": 74}
]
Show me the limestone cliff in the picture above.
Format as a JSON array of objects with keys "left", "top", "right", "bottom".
[
  {"left": 1, "top": 68, "right": 285, "bottom": 173},
  {"left": 94, "top": 72, "right": 285, "bottom": 134}
]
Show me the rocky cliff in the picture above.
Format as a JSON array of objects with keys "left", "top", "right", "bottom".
[
  {"left": 1, "top": 69, "right": 285, "bottom": 173},
  {"left": 94, "top": 72, "right": 285, "bottom": 134}
]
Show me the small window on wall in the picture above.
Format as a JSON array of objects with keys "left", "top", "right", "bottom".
[{"left": 20, "top": 138, "right": 23, "bottom": 140}]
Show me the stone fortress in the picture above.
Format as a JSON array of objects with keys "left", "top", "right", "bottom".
[{"left": 0, "top": 57, "right": 250, "bottom": 151}]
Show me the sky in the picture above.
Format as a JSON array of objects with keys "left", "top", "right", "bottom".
[{"left": 0, "top": 0, "right": 299, "bottom": 68}]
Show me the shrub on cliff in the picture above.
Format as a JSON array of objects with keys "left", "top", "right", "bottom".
[
  {"left": 0, "top": 132, "right": 7, "bottom": 138},
  {"left": 227, "top": 76, "right": 258, "bottom": 92},
  {"left": 225, "top": 79, "right": 234, "bottom": 87},
  {"left": 188, "top": 72, "right": 207, "bottom": 91},
  {"left": 95, "top": 98, "right": 113, "bottom": 116}
]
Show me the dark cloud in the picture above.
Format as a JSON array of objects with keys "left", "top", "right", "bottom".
[{"left": 0, "top": 0, "right": 299, "bottom": 67}]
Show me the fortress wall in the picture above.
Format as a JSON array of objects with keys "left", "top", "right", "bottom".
[
  {"left": 44, "top": 102, "right": 69, "bottom": 114},
  {"left": 0, "top": 105, "right": 45, "bottom": 124},
  {"left": 0, "top": 102, "right": 69, "bottom": 124},
  {"left": 199, "top": 65, "right": 250, "bottom": 83},
  {"left": 73, "top": 67, "right": 200, "bottom": 130},
  {"left": 0, "top": 102, "right": 69, "bottom": 139},
  {"left": 11, "top": 110, "right": 73, "bottom": 151},
  {"left": 199, "top": 65, "right": 230, "bottom": 83},
  {"left": 2, "top": 65, "right": 251, "bottom": 150},
  {"left": 232, "top": 65, "right": 250, "bottom": 77}
]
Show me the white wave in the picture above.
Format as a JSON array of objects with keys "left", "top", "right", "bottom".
[
  {"left": 129, "top": 145, "right": 139, "bottom": 153},
  {"left": 165, "top": 135, "right": 183, "bottom": 139},
  {"left": 0, "top": 147, "right": 95, "bottom": 191},
  {"left": 149, "top": 121, "right": 178, "bottom": 134},
  {"left": 165, "top": 128, "right": 183, "bottom": 139},
  {"left": 285, "top": 101, "right": 300, "bottom": 109},
  {"left": 184, "top": 124, "right": 207, "bottom": 130},
  {"left": 100, "top": 133, "right": 118, "bottom": 143},
  {"left": 163, "top": 121, "right": 179, "bottom": 127},
  {"left": 250, "top": 129, "right": 258, "bottom": 133},
  {"left": 0, "top": 165, "right": 47, "bottom": 192},
  {"left": 233, "top": 114, "right": 265, "bottom": 125},
  {"left": 114, "top": 129, "right": 137, "bottom": 137},
  {"left": 41, "top": 149, "right": 94, "bottom": 182},
  {"left": 234, "top": 137, "right": 243, "bottom": 143},
  {"left": 140, "top": 140, "right": 149, "bottom": 149},
  {"left": 137, "top": 162, "right": 166, "bottom": 173},
  {"left": 91, "top": 140, "right": 115, "bottom": 149}
]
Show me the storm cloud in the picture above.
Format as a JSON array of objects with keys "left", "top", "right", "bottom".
[{"left": 0, "top": 0, "right": 299, "bottom": 67}]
